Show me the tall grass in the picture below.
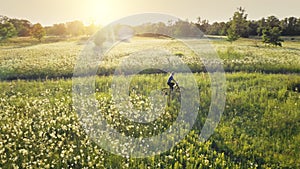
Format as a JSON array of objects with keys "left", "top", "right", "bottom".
[
  {"left": 1, "top": 37, "right": 300, "bottom": 80},
  {"left": 0, "top": 73, "right": 299, "bottom": 168}
]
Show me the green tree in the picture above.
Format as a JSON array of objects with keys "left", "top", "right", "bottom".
[
  {"left": 257, "top": 18, "right": 266, "bottom": 36},
  {"left": 226, "top": 26, "right": 239, "bottom": 43},
  {"left": 262, "top": 27, "right": 283, "bottom": 46},
  {"left": 248, "top": 20, "right": 259, "bottom": 36},
  {"left": 9, "top": 19, "right": 32, "bottom": 37},
  {"left": 195, "top": 17, "right": 210, "bottom": 34},
  {"left": 153, "top": 22, "right": 168, "bottom": 35},
  {"left": 50, "top": 23, "right": 67, "bottom": 36},
  {"left": 228, "top": 7, "right": 249, "bottom": 38},
  {"left": 0, "top": 22, "right": 17, "bottom": 40},
  {"left": 259, "top": 16, "right": 283, "bottom": 46},
  {"left": 296, "top": 18, "right": 300, "bottom": 35},
  {"left": 207, "top": 22, "right": 227, "bottom": 35},
  {"left": 31, "top": 23, "right": 46, "bottom": 41},
  {"left": 171, "top": 20, "right": 201, "bottom": 37},
  {"left": 85, "top": 23, "right": 98, "bottom": 36},
  {"left": 219, "top": 22, "right": 229, "bottom": 35},
  {"left": 173, "top": 20, "right": 192, "bottom": 37},
  {"left": 280, "top": 17, "right": 299, "bottom": 36},
  {"left": 0, "top": 15, "right": 10, "bottom": 23},
  {"left": 266, "top": 16, "right": 280, "bottom": 28},
  {"left": 66, "top": 20, "right": 85, "bottom": 36}
]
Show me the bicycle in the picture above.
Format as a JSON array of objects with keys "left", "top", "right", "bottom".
[{"left": 161, "top": 83, "right": 184, "bottom": 97}]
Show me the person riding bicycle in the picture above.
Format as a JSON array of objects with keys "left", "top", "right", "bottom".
[{"left": 167, "top": 72, "right": 178, "bottom": 91}]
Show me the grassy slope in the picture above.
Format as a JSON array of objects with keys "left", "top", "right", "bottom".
[
  {"left": 0, "top": 73, "right": 299, "bottom": 168},
  {"left": 0, "top": 37, "right": 300, "bottom": 168},
  {"left": 1, "top": 37, "right": 300, "bottom": 80}
]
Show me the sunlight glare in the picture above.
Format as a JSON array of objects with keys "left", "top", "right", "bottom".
[{"left": 87, "top": 0, "right": 121, "bottom": 25}]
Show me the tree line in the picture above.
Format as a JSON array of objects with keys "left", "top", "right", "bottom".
[
  {"left": 1, "top": 7, "right": 300, "bottom": 46},
  {"left": 134, "top": 8, "right": 295, "bottom": 46},
  {"left": 134, "top": 8, "right": 293, "bottom": 46},
  {"left": 0, "top": 15, "right": 99, "bottom": 41},
  {"left": 196, "top": 9, "right": 300, "bottom": 37},
  {"left": 203, "top": 7, "right": 288, "bottom": 46}
]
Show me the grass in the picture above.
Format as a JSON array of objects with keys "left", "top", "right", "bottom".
[
  {"left": 0, "top": 36, "right": 300, "bottom": 168},
  {"left": 0, "top": 40, "right": 81, "bottom": 80},
  {"left": 1, "top": 37, "right": 300, "bottom": 80},
  {"left": 0, "top": 73, "right": 299, "bottom": 168},
  {"left": 214, "top": 38, "right": 300, "bottom": 73}
]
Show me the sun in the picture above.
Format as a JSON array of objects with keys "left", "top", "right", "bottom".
[{"left": 85, "top": 0, "right": 122, "bottom": 25}]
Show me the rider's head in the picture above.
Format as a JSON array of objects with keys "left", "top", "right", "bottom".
[{"left": 171, "top": 72, "right": 175, "bottom": 76}]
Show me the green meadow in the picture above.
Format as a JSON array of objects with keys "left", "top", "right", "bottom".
[{"left": 0, "top": 37, "right": 299, "bottom": 168}]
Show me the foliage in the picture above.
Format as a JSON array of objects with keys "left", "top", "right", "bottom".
[
  {"left": 195, "top": 17, "right": 210, "bottom": 34},
  {"left": 259, "top": 16, "right": 284, "bottom": 46},
  {"left": 31, "top": 23, "right": 46, "bottom": 41},
  {"left": 262, "top": 27, "right": 284, "bottom": 46},
  {"left": 172, "top": 20, "right": 201, "bottom": 37},
  {"left": 2, "top": 12, "right": 300, "bottom": 41},
  {"left": 280, "top": 17, "right": 300, "bottom": 36},
  {"left": 196, "top": 15, "right": 300, "bottom": 37},
  {"left": 66, "top": 20, "right": 85, "bottom": 37},
  {"left": 134, "top": 20, "right": 202, "bottom": 38},
  {"left": 248, "top": 20, "right": 259, "bottom": 36},
  {"left": 227, "top": 7, "right": 249, "bottom": 38},
  {"left": 47, "top": 23, "right": 67, "bottom": 37},
  {"left": 8, "top": 18, "right": 32, "bottom": 37},
  {"left": 226, "top": 27, "right": 239, "bottom": 43},
  {"left": 0, "top": 22, "right": 17, "bottom": 40},
  {"left": 206, "top": 22, "right": 228, "bottom": 36},
  {"left": 85, "top": 23, "right": 99, "bottom": 36}
]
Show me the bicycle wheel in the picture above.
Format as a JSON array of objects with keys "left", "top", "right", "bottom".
[{"left": 161, "top": 88, "right": 170, "bottom": 96}]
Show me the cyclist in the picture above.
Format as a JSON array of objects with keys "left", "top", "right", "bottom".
[{"left": 167, "top": 72, "right": 178, "bottom": 91}]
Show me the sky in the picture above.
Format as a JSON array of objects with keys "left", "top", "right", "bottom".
[{"left": 1, "top": 0, "right": 300, "bottom": 26}]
